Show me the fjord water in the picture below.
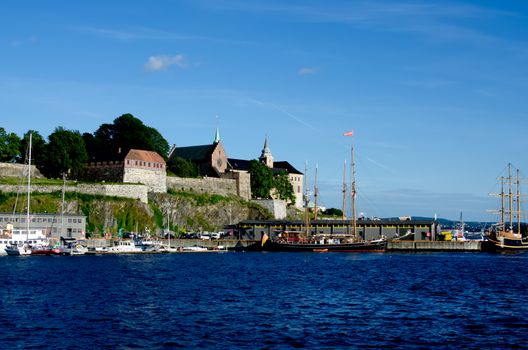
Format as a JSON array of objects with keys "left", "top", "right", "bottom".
[{"left": 1, "top": 252, "right": 527, "bottom": 349}]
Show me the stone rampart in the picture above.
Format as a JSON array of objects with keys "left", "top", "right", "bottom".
[
  {"left": 167, "top": 176, "right": 239, "bottom": 198},
  {"left": 77, "top": 184, "right": 148, "bottom": 203},
  {"left": 124, "top": 167, "right": 166, "bottom": 193},
  {"left": 220, "top": 171, "right": 251, "bottom": 200},
  {"left": 252, "top": 199, "right": 287, "bottom": 219},
  {"left": 0, "top": 183, "right": 148, "bottom": 203},
  {"left": 0, "top": 162, "right": 44, "bottom": 179}
]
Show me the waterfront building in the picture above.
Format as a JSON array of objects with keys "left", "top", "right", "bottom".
[
  {"left": 235, "top": 218, "right": 438, "bottom": 241},
  {"left": 0, "top": 212, "right": 86, "bottom": 239}
]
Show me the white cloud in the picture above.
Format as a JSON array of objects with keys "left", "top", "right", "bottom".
[
  {"left": 298, "top": 67, "right": 317, "bottom": 76},
  {"left": 144, "top": 55, "right": 187, "bottom": 72}
]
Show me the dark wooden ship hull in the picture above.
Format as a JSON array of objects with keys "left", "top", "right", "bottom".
[{"left": 262, "top": 238, "right": 387, "bottom": 252}]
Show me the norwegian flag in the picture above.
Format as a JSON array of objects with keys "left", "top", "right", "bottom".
[{"left": 343, "top": 130, "right": 354, "bottom": 137}]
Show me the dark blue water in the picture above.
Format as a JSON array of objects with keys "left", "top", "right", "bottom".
[{"left": 1, "top": 252, "right": 527, "bottom": 349}]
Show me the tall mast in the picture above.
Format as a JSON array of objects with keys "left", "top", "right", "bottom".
[
  {"left": 351, "top": 143, "right": 357, "bottom": 240},
  {"left": 509, "top": 163, "right": 513, "bottom": 231},
  {"left": 342, "top": 159, "right": 347, "bottom": 220},
  {"left": 517, "top": 168, "right": 521, "bottom": 235},
  {"left": 501, "top": 175, "right": 505, "bottom": 231},
  {"left": 304, "top": 161, "right": 309, "bottom": 236},
  {"left": 61, "top": 173, "right": 66, "bottom": 237},
  {"left": 314, "top": 163, "right": 318, "bottom": 221},
  {"left": 26, "top": 133, "right": 32, "bottom": 241}
]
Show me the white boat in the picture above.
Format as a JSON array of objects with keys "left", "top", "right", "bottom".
[
  {"left": 57, "top": 237, "right": 88, "bottom": 255},
  {"left": 133, "top": 234, "right": 163, "bottom": 252},
  {"left": 181, "top": 246, "right": 208, "bottom": 252},
  {"left": 1, "top": 228, "right": 49, "bottom": 255},
  {"left": 4, "top": 242, "right": 33, "bottom": 256},
  {"left": 107, "top": 240, "right": 143, "bottom": 253}
]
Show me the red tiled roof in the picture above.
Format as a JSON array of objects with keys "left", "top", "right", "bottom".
[{"left": 125, "top": 149, "right": 165, "bottom": 164}]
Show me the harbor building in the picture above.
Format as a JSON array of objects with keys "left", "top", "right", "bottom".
[
  {"left": 235, "top": 218, "right": 439, "bottom": 241},
  {"left": 0, "top": 212, "right": 86, "bottom": 239}
]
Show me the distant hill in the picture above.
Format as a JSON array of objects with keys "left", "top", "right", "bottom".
[{"left": 385, "top": 216, "right": 494, "bottom": 232}]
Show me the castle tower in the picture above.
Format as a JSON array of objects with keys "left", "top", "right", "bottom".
[{"left": 259, "top": 136, "right": 274, "bottom": 168}]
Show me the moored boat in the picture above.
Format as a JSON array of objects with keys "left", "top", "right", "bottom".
[
  {"left": 57, "top": 237, "right": 88, "bottom": 255},
  {"left": 262, "top": 231, "right": 387, "bottom": 252},
  {"left": 262, "top": 135, "right": 388, "bottom": 253},
  {"left": 1, "top": 228, "right": 49, "bottom": 255},
  {"left": 2, "top": 134, "right": 50, "bottom": 256},
  {"left": 31, "top": 245, "right": 61, "bottom": 256},
  {"left": 486, "top": 164, "right": 528, "bottom": 251},
  {"left": 5, "top": 242, "right": 33, "bottom": 256}
]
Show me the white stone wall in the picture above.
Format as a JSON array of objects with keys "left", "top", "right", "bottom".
[
  {"left": 0, "top": 162, "right": 44, "bottom": 179},
  {"left": 166, "top": 176, "right": 238, "bottom": 197},
  {"left": 252, "top": 199, "right": 287, "bottom": 219},
  {"left": 0, "top": 184, "right": 148, "bottom": 203},
  {"left": 124, "top": 167, "right": 167, "bottom": 193},
  {"left": 77, "top": 184, "right": 148, "bottom": 203}
]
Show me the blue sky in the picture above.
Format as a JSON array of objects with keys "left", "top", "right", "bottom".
[{"left": 2, "top": 0, "right": 528, "bottom": 222}]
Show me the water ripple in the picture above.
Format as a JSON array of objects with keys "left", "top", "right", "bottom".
[{"left": 1, "top": 252, "right": 528, "bottom": 348}]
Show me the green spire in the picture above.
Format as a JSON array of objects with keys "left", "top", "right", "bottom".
[{"left": 214, "top": 127, "right": 220, "bottom": 144}]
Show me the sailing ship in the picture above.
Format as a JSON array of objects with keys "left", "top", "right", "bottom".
[
  {"left": 4, "top": 133, "right": 49, "bottom": 256},
  {"left": 486, "top": 164, "right": 528, "bottom": 251},
  {"left": 262, "top": 140, "right": 388, "bottom": 252}
]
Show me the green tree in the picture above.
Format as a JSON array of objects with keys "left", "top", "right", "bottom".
[
  {"left": 91, "top": 114, "right": 169, "bottom": 160},
  {"left": 45, "top": 127, "right": 88, "bottom": 178},
  {"left": 20, "top": 130, "right": 47, "bottom": 169},
  {"left": 273, "top": 170, "right": 295, "bottom": 203},
  {"left": 167, "top": 157, "right": 199, "bottom": 178},
  {"left": 0, "top": 128, "right": 21, "bottom": 162},
  {"left": 323, "top": 208, "right": 343, "bottom": 217},
  {"left": 249, "top": 160, "right": 274, "bottom": 198}
]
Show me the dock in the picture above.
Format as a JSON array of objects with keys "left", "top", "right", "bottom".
[{"left": 388, "top": 240, "right": 482, "bottom": 252}]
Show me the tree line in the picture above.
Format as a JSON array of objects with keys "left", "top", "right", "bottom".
[{"left": 0, "top": 114, "right": 169, "bottom": 179}]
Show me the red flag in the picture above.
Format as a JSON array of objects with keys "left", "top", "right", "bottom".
[{"left": 343, "top": 130, "right": 354, "bottom": 137}]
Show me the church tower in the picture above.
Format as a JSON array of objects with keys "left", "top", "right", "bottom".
[{"left": 259, "top": 136, "right": 274, "bottom": 168}]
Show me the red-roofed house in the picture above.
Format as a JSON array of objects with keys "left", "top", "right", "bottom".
[
  {"left": 123, "top": 149, "right": 167, "bottom": 193},
  {"left": 82, "top": 149, "right": 167, "bottom": 193}
]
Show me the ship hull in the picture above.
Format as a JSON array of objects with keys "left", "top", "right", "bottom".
[
  {"left": 486, "top": 233, "right": 528, "bottom": 251},
  {"left": 262, "top": 239, "right": 387, "bottom": 252}
]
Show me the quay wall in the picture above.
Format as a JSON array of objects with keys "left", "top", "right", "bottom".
[{"left": 388, "top": 240, "right": 482, "bottom": 251}]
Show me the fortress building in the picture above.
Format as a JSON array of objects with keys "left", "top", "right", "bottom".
[{"left": 228, "top": 137, "right": 304, "bottom": 209}]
